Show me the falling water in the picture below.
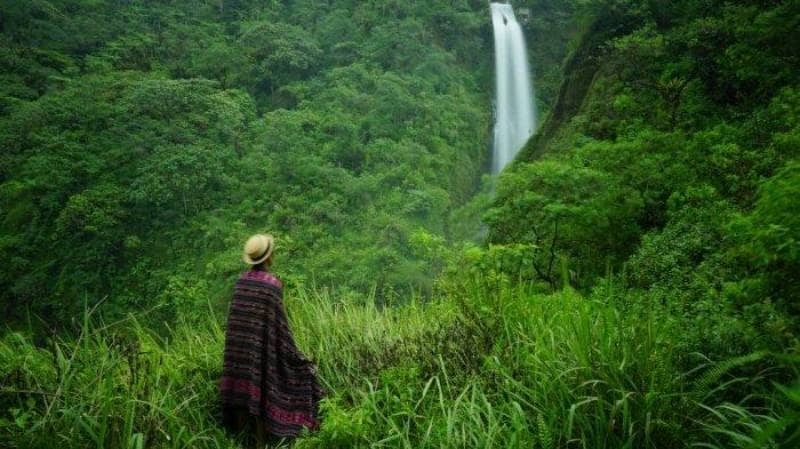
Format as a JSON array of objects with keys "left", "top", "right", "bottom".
[{"left": 491, "top": 2, "right": 536, "bottom": 174}]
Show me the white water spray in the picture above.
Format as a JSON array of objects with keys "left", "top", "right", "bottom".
[{"left": 491, "top": 2, "right": 536, "bottom": 174}]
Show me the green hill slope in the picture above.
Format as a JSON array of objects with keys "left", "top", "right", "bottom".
[
  {"left": 489, "top": 0, "right": 800, "bottom": 357},
  {"left": 1, "top": 1, "right": 568, "bottom": 323}
]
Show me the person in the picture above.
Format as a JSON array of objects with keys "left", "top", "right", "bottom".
[{"left": 220, "top": 234, "right": 324, "bottom": 447}]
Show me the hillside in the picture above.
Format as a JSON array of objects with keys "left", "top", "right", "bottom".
[
  {"left": 0, "top": 0, "right": 524, "bottom": 324},
  {"left": 490, "top": 0, "right": 800, "bottom": 358}
]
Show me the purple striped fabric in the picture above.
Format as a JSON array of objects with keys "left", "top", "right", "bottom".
[{"left": 220, "top": 269, "right": 324, "bottom": 437}]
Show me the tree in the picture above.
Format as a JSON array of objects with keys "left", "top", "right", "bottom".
[{"left": 486, "top": 160, "right": 643, "bottom": 287}]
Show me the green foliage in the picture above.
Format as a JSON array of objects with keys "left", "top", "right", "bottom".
[
  {"left": 238, "top": 20, "right": 322, "bottom": 102},
  {"left": 626, "top": 185, "right": 734, "bottom": 292},
  {"left": 723, "top": 160, "right": 800, "bottom": 338},
  {"left": 2, "top": 283, "right": 796, "bottom": 448},
  {"left": 0, "top": 0, "right": 496, "bottom": 323},
  {"left": 488, "top": 0, "right": 800, "bottom": 353},
  {"left": 476, "top": 7, "right": 800, "bottom": 446},
  {"left": 1, "top": 0, "right": 799, "bottom": 448},
  {"left": 486, "top": 159, "right": 643, "bottom": 286},
  {"left": 735, "top": 160, "right": 800, "bottom": 270},
  {"left": 0, "top": 310, "right": 231, "bottom": 449}
]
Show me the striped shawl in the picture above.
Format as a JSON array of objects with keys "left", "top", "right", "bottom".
[{"left": 220, "top": 270, "right": 324, "bottom": 437}]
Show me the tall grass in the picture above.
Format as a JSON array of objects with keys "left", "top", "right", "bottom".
[
  {"left": 1, "top": 280, "right": 796, "bottom": 448},
  {"left": 0, "top": 308, "right": 232, "bottom": 449}
]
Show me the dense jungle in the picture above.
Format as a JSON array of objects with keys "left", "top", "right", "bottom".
[{"left": 1, "top": 0, "right": 799, "bottom": 448}]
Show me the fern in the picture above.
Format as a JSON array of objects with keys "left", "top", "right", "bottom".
[
  {"left": 537, "top": 413, "right": 554, "bottom": 449},
  {"left": 694, "top": 351, "right": 770, "bottom": 398}
]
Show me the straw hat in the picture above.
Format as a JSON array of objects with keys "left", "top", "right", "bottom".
[{"left": 242, "top": 234, "right": 275, "bottom": 265}]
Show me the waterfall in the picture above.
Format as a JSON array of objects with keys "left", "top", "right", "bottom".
[{"left": 491, "top": 2, "right": 536, "bottom": 174}]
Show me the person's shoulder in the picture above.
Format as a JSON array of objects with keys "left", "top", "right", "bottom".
[{"left": 240, "top": 270, "right": 283, "bottom": 289}]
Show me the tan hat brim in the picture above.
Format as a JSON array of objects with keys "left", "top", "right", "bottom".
[
  {"left": 243, "top": 235, "right": 274, "bottom": 265},
  {"left": 243, "top": 250, "right": 272, "bottom": 265}
]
